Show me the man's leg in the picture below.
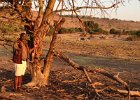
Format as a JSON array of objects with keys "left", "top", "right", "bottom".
[
  {"left": 14, "top": 63, "right": 23, "bottom": 91},
  {"left": 18, "top": 76, "right": 22, "bottom": 90},
  {"left": 14, "top": 76, "right": 19, "bottom": 91}
]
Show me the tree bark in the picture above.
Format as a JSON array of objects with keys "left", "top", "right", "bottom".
[
  {"left": 26, "top": 0, "right": 56, "bottom": 86},
  {"left": 42, "top": 18, "right": 65, "bottom": 85},
  {"left": 28, "top": 18, "right": 65, "bottom": 87}
]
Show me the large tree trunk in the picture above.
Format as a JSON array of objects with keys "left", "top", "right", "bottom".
[
  {"left": 26, "top": 0, "right": 57, "bottom": 86},
  {"left": 28, "top": 18, "right": 64, "bottom": 87},
  {"left": 26, "top": 59, "right": 44, "bottom": 86}
]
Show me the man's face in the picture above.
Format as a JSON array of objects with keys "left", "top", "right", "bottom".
[{"left": 21, "top": 34, "right": 26, "bottom": 41}]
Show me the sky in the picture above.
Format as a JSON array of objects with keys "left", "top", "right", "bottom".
[
  {"left": 109, "top": 0, "right": 140, "bottom": 21},
  {"left": 75, "top": 0, "right": 140, "bottom": 21}
]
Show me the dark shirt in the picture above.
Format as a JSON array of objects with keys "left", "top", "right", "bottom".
[{"left": 13, "top": 39, "right": 29, "bottom": 64}]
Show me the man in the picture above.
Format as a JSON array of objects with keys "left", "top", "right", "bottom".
[{"left": 13, "top": 32, "right": 36, "bottom": 91}]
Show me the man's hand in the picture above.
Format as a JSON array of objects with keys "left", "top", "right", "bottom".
[{"left": 34, "top": 44, "right": 38, "bottom": 48}]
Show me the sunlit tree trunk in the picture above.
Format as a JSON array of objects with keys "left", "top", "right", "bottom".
[
  {"left": 26, "top": 0, "right": 56, "bottom": 86},
  {"left": 43, "top": 18, "right": 65, "bottom": 85}
]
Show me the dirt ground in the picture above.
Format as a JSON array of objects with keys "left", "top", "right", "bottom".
[{"left": 0, "top": 33, "right": 140, "bottom": 100}]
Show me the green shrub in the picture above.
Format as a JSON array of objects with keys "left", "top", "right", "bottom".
[
  {"left": 102, "top": 30, "right": 109, "bottom": 35},
  {"left": 84, "top": 21, "right": 96, "bottom": 32},
  {"left": 75, "top": 28, "right": 82, "bottom": 32},
  {"left": 127, "top": 30, "right": 140, "bottom": 37},
  {"left": 68, "top": 28, "right": 75, "bottom": 33},
  {"left": 110, "top": 28, "right": 115, "bottom": 34},
  {"left": 0, "top": 22, "right": 21, "bottom": 33},
  {"left": 84, "top": 21, "right": 106, "bottom": 34},
  {"left": 110, "top": 28, "right": 121, "bottom": 35},
  {"left": 94, "top": 23, "right": 99, "bottom": 29},
  {"left": 135, "top": 30, "right": 140, "bottom": 37},
  {"left": 58, "top": 27, "right": 82, "bottom": 34},
  {"left": 58, "top": 28, "right": 67, "bottom": 34}
]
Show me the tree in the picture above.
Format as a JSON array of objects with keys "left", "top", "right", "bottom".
[
  {"left": 1, "top": 0, "right": 140, "bottom": 97},
  {"left": 84, "top": 21, "right": 101, "bottom": 34},
  {"left": 5, "top": 0, "right": 122, "bottom": 86}
]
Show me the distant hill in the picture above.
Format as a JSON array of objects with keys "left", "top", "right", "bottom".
[
  {"left": 61, "top": 16, "right": 140, "bottom": 31},
  {"left": 92, "top": 17, "right": 140, "bottom": 31},
  {"left": 31, "top": 11, "right": 140, "bottom": 32}
]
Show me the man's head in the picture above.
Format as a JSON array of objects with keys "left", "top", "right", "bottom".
[{"left": 20, "top": 33, "right": 26, "bottom": 41}]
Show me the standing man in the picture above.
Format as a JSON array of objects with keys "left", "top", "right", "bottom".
[{"left": 13, "top": 32, "right": 29, "bottom": 91}]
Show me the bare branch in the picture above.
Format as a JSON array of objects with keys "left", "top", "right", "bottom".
[
  {"left": 54, "top": 51, "right": 140, "bottom": 97},
  {"left": 34, "top": 0, "right": 44, "bottom": 29},
  {"left": 54, "top": 1, "right": 120, "bottom": 12}
]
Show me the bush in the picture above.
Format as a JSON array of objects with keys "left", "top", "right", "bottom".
[
  {"left": 127, "top": 30, "right": 140, "bottom": 37},
  {"left": 94, "top": 23, "right": 99, "bottom": 29},
  {"left": 68, "top": 28, "right": 75, "bottom": 33},
  {"left": 102, "top": 30, "right": 109, "bottom": 35},
  {"left": 110, "top": 28, "right": 115, "bottom": 34},
  {"left": 110, "top": 28, "right": 121, "bottom": 35},
  {"left": 84, "top": 21, "right": 98, "bottom": 32},
  {"left": 0, "top": 22, "right": 21, "bottom": 33},
  {"left": 84, "top": 21, "right": 107, "bottom": 34},
  {"left": 58, "top": 28, "right": 68, "bottom": 34},
  {"left": 58, "top": 27, "right": 82, "bottom": 34},
  {"left": 75, "top": 28, "right": 82, "bottom": 32},
  {"left": 135, "top": 31, "right": 140, "bottom": 37}
]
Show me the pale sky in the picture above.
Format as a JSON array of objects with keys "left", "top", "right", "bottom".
[
  {"left": 76, "top": 0, "right": 140, "bottom": 21},
  {"left": 109, "top": 0, "right": 140, "bottom": 21}
]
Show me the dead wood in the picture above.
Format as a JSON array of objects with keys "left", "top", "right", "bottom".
[
  {"left": 116, "top": 89, "right": 140, "bottom": 96},
  {"left": 108, "top": 86, "right": 140, "bottom": 97},
  {"left": 54, "top": 51, "right": 140, "bottom": 97}
]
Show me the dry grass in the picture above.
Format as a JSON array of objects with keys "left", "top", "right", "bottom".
[{"left": 43, "top": 33, "right": 140, "bottom": 61}]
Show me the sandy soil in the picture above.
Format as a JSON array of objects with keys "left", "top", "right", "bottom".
[{"left": 0, "top": 34, "right": 140, "bottom": 100}]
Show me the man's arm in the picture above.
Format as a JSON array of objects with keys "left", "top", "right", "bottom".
[{"left": 13, "top": 40, "right": 22, "bottom": 50}]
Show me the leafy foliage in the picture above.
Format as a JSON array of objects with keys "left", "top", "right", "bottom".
[
  {"left": 130, "top": 30, "right": 140, "bottom": 37},
  {"left": 84, "top": 21, "right": 98, "bottom": 34},
  {"left": 58, "top": 27, "right": 82, "bottom": 34},
  {"left": 109, "top": 28, "right": 121, "bottom": 35},
  {"left": 84, "top": 21, "right": 108, "bottom": 34},
  {"left": 0, "top": 22, "right": 22, "bottom": 33}
]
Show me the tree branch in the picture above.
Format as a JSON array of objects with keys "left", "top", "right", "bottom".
[
  {"left": 54, "top": 2, "right": 120, "bottom": 12},
  {"left": 54, "top": 51, "right": 140, "bottom": 97}
]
